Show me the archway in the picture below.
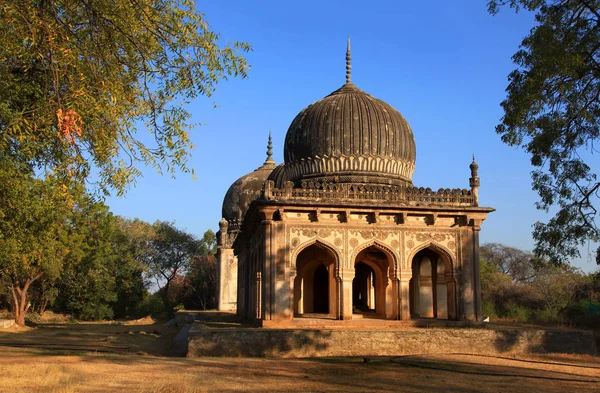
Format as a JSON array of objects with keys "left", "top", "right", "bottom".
[
  {"left": 410, "top": 247, "right": 456, "bottom": 319},
  {"left": 353, "top": 262, "right": 376, "bottom": 312},
  {"left": 353, "top": 245, "right": 394, "bottom": 318},
  {"left": 293, "top": 242, "right": 338, "bottom": 317},
  {"left": 313, "top": 264, "right": 329, "bottom": 313}
]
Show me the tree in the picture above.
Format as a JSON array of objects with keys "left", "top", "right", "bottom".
[
  {"left": 480, "top": 242, "right": 592, "bottom": 323},
  {"left": 28, "top": 277, "right": 59, "bottom": 315},
  {"left": 144, "top": 221, "right": 199, "bottom": 317},
  {"left": 0, "top": 159, "right": 73, "bottom": 325},
  {"left": 0, "top": 1, "right": 250, "bottom": 195},
  {"left": 531, "top": 264, "right": 586, "bottom": 319},
  {"left": 480, "top": 243, "right": 547, "bottom": 282},
  {"left": 55, "top": 202, "right": 147, "bottom": 320},
  {"left": 198, "top": 230, "right": 217, "bottom": 257},
  {"left": 488, "top": 0, "right": 600, "bottom": 264},
  {"left": 480, "top": 245, "right": 543, "bottom": 319},
  {"left": 183, "top": 230, "right": 217, "bottom": 310}
]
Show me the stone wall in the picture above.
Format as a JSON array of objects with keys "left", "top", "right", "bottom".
[{"left": 188, "top": 327, "right": 596, "bottom": 358}]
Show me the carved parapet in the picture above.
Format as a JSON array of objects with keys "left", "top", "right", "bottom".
[{"left": 262, "top": 181, "right": 475, "bottom": 207}]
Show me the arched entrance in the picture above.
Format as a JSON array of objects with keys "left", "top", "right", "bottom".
[
  {"left": 313, "top": 264, "right": 329, "bottom": 313},
  {"left": 410, "top": 247, "right": 456, "bottom": 319},
  {"left": 353, "top": 262, "right": 376, "bottom": 312},
  {"left": 353, "top": 245, "right": 395, "bottom": 319},
  {"left": 293, "top": 242, "right": 338, "bottom": 318}
]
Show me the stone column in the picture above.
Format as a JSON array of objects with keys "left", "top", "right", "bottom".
[
  {"left": 446, "top": 272, "right": 457, "bottom": 320},
  {"left": 260, "top": 207, "right": 277, "bottom": 321},
  {"left": 217, "top": 248, "right": 236, "bottom": 311},
  {"left": 472, "top": 224, "right": 482, "bottom": 322},
  {"left": 255, "top": 271, "right": 262, "bottom": 320},
  {"left": 399, "top": 271, "right": 411, "bottom": 320},
  {"left": 216, "top": 219, "right": 230, "bottom": 311},
  {"left": 339, "top": 276, "right": 354, "bottom": 320},
  {"left": 386, "top": 278, "right": 398, "bottom": 319}
]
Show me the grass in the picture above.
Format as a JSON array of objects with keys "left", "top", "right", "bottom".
[
  {"left": 0, "top": 319, "right": 178, "bottom": 356},
  {"left": 0, "top": 318, "right": 598, "bottom": 392}
]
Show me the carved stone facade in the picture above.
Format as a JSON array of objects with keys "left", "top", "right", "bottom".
[{"left": 216, "top": 41, "right": 493, "bottom": 324}]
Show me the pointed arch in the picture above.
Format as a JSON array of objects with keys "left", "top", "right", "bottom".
[
  {"left": 407, "top": 241, "right": 454, "bottom": 276},
  {"left": 409, "top": 242, "right": 457, "bottom": 320},
  {"left": 292, "top": 239, "right": 341, "bottom": 318},
  {"left": 351, "top": 240, "right": 399, "bottom": 319},
  {"left": 351, "top": 240, "right": 399, "bottom": 276},
  {"left": 292, "top": 238, "right": 341, "bottom": 275}
]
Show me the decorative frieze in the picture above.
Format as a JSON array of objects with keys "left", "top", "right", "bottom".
[{"left": 263, "top": 180, "right": 474, "bottom": 207}]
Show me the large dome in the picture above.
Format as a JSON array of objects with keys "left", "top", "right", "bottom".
[{"left": 283, "top": 82, "right": 416, "bottom": 186}]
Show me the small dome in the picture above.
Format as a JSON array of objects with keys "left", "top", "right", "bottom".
[
  {"left": 222, "top": 162, "right": 275, "bottom": 223},
  {"left": 283, "top": 83, "right": 416, "bottom": 186},
  {"left": 222, "top": 135, "right": 276, "bottom": 224}
]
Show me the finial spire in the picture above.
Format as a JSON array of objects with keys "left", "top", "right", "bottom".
[
  {"left": 346, "top": 36, "right": 352, "bottom": 84},
  {"left": 265, "top": 131, "right": 274, "bottom": 164}
]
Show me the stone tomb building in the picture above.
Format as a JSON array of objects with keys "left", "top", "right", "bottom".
[{"left": 216, "top": 42, "right": 494, "bottom": 325}]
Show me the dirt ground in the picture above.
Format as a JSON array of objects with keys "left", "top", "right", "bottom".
[{"left": 0, "top": 321, "right": 598, "bottom": 393}]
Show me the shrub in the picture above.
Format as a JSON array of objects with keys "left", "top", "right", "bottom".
[
  {"left": 482, "top": 300, "right": 497, "bottom": 319},
  {"left": 134, "top": 292, "right": 165, "bottom": 318},
  {"left": 77, "top": 303, "right": 114, "bottom": 321},
  {"left": 564, "top": 300, "right": 600, "bottom": 329},
  {"left": 503, "top": 305, "right": 531, "bottom": 322}
]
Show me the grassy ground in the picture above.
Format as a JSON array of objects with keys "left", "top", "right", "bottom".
[{"left": 0, "top": 319, "right": 598, "bottom": 393}]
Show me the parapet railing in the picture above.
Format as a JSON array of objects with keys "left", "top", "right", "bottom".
[{"left": 262, "top": 180, "right": 475, "bottom": 206}]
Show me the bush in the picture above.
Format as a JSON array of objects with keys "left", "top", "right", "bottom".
[
  {"left": 564, "top": 300, "right": 600, "bottom": 329},
  {"left": 482, "top": 300, "right": 497, "bottom": 319},
  {"left": 503, "top": 305, "right": 531, "bottom": 322},
  {"left": 134, "top": 292, "right": 165, "bottom": 318},
  {"left": 77, "top": 303, "right": 114, "bottom": 321},
  {"left": 531, "top": 308, "right": 561, "bottom": 325}
]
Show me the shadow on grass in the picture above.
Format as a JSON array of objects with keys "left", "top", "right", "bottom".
[
  {"left": 71, "top": 353, "right": 599, "bottom": 393},
  {"left": 0, "top": 322, "right": 178, "bottom": 356}
]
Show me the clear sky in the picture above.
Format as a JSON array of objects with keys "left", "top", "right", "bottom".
[{"left": 105, "top": 0, "right": 598, "bottom": 273}]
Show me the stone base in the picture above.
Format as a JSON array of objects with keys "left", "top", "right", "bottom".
[{"left": 188, "top": 326, "right": 597, "bottom": 358}]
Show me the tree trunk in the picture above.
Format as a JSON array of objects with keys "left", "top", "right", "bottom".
[
  {"left": 162, "top": 281, "right": 174, "bottom": 317},
  {"left": 40, "top": 299, "right": 48, "bottom": 316},
  {"left": 9, "top": 273, "right": 44, "bottom": 326}
]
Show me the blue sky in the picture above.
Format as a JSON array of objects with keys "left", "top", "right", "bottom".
[{"left": 105, "top": 0, "right": 598, "bottom": 272}]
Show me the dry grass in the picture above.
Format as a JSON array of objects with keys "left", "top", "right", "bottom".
[
  {"left": 0, "top": 320, "right": 598, "bottom": 393},
  {"left": 0, "top": 351, "right": 598, "bottom": 393},
  {"left": 0, "top": 320, "right": 178, "bottom": 356}
]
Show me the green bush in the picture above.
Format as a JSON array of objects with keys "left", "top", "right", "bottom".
[
  {"left": 503, "top": 304, "right": 531, "bottom": 322},
  {"left": 77, "top": 303, "right": 114, "bottom": 321},
  {"left": 564, "top": 300, "right": 600, "bottom": 329},
  {"left": 134, "top": 292, "right": 165, "bottom": 318},
  {"left": 531, "top": 308, "right": 561, "bottom": 325},
  {"left": 482, "top": 300, "right": 497, "bottom": 319}
]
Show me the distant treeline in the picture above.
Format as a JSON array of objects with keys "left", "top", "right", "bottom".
[
  {"left": 0, "top": 158, "right": 217, "bottom": 325},
  {"left": 481, "top": 243, "right": 600, "bottom": 329}
]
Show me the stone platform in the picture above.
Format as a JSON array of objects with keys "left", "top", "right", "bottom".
[{"left": 187, "top": 313, "right": 597, "bottom": 358}]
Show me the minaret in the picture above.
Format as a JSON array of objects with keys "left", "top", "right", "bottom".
[
  {"left": 346, "top": 36, "right": 352, "bottom": 84},
  {"left": 469, "top": 154, "right": 480, "bottom": 207}
]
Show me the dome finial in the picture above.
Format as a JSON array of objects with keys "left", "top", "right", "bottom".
[
  {"left": 470, "top": 153, "right": 479, "bottom": 172},
  {"left": 265, "top": 131, "right": 274, "bottom": 164},
  {"left": 346, "top": 36, "right": 352, "bottom": 84}
]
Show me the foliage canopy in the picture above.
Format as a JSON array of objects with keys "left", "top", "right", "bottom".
[
  {"left": 488, "top": 0, "right": 600, "bottom": 263},
  {"left": 0, "top": 0, "right": 250, "bottom": 195}
]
